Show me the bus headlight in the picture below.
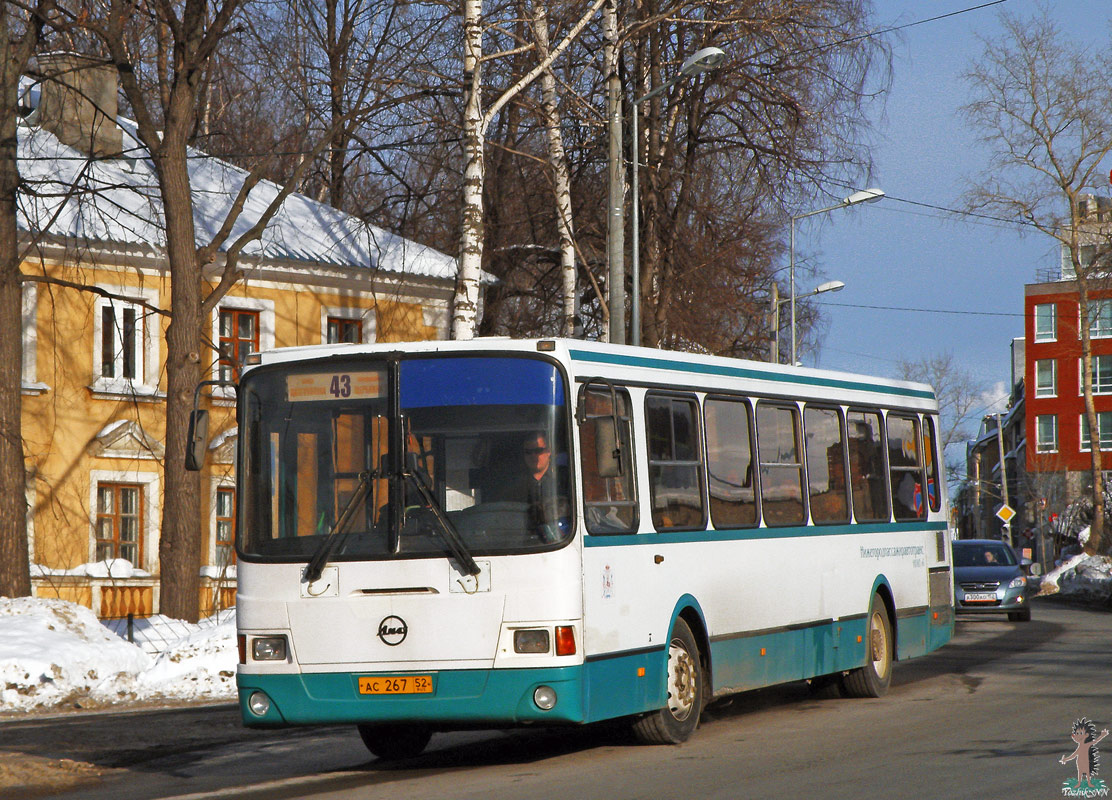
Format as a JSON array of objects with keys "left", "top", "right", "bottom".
[
  {"left": 248, "top": 691, "right": 272, "bottom": 717},
  {"left": 533, "top": 686, "right": 557, "bottom": 710},
  {"left": 252, "top": 636, "right": 288, "bottom": 661},
  {"left": 514, "top": 629, "right": 550, "bottom": 654}
]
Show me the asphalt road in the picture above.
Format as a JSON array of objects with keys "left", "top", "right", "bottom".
[{"left": 3, "top": 598, "right": 1110, "bottom": 800}]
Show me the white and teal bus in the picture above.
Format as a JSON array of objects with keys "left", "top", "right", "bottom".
[{"left": 230, "top": 338, "right": 953, "bottom": 757}]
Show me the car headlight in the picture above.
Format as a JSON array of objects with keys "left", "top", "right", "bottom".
[{"left": 1008, "top": 575, "right": 1027, "bottom": 589}]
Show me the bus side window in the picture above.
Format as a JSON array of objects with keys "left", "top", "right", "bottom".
[
  {"left": 923, "top": 416, "right": 942, "bottom": 513},
  {"left": 645, "top": 394, "right": 707, "bottom": 531},
  {"left": 756, "top": 402, "right": 805, "bottom": 527},
  {"left": 888, "top": 413, "right": 926, "bottom": 521},
  {"left": 804, "top": 406, "right": 849, "bottom": 524},
  {"left": 704, "top": 396, "right": 758, "bottom": 528},
  {"left": 579, "top": 386, "right": 638, "bottom": 534},
  {"left": 847, "top": 409, "right": 889, "bottom": 522}
]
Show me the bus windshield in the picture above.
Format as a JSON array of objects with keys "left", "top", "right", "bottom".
[{"left": 239, "top": 355, "right": 572, "bottom": 563}]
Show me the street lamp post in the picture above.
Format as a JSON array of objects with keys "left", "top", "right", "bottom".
[
  {"left": 789, "top": 188, "right": 884, "bottom": 365},
  {"left": 770, "top": 280, "right": 845, "bottom": 364},
  {"left": 630, "top": 46, "right": 725, "bottom": 347}
]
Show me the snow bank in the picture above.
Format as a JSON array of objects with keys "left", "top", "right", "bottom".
[
  {"left": 1040, "top": 553, "right": 1112, "bottom": 604},
  {"left": 0, "top": 598, "right": 236, "bottom": 714}
]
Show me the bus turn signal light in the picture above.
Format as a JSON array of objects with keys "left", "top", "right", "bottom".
[{"left": 555, "top": 626, "right": 576, "bottom": 656}]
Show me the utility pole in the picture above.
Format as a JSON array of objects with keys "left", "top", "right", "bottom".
[
  {"left": 604, "top": 0, "right": 624, "bottom": 345},
  {"left": 996, "top": 413, "right": 1011, "bottom": 546}
]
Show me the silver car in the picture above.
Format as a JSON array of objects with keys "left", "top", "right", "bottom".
[{"left": 952, "top": 539, "right": 1032, "bottom": 622}]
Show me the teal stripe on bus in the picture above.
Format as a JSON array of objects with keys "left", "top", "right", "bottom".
[
  {"left": 583, "top": 520, "right": 948, "bottom": 547},
  {"left": 568, "top": 349, "right": 937, "bottom": 401}
]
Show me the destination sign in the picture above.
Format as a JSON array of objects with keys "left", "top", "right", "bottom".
[{"left": 287, "top": 371, "right": 384, "bottom": 402}]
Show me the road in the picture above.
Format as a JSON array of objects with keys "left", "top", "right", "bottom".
[{"left": 3, "top": 599, "right": 1109, "bottom": 800}]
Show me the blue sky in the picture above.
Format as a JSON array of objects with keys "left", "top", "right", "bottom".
[{"left": 804, "top": 0, "right": 1110, "bottom": 416}]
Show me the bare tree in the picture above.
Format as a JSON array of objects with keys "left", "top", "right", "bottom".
[
  {"left": 453, "top": 0, "right": 606, "bottom": 340},
  {"left": 897, "top": 353, "right": 988, "bottom": 455},
  {"left": 0, "top": 0, "right": 52, "bottom": 597},
  {"left": 67, "top": 0, "right": 367, "bottom": 620},
  {"left": 962, "top": 7, "right": 1112, "bottom": 555}
]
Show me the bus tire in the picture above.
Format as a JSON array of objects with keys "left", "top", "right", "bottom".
[
  {"left": 631, "top": 618, "right": 704, "bottom": 745},
  {"left": 357, "top": 724, "right": 432, "bottom": 760},
  {"left": 840, "top": 594, "right": 893, "bottom": 698}
]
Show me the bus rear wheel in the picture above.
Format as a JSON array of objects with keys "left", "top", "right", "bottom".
[
  {"left": 632, "top": 618, "right": 704, "bottom": 745},
  {"left": 357, "top": 724, "right": 432, "bottom": 760},
  {"left": 840, "top": 594, "right": 893, "bottom": 698}
]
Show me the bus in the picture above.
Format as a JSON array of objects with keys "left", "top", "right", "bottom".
[{"left": 226, "top": 338, "right": 953, "bottom": 757}]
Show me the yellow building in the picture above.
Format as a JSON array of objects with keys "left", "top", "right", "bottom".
[{"left": 19, "top": 58, "right": 456, "bottom": 618}]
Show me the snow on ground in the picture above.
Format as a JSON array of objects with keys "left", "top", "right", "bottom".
[
  {"left": 1, "top": 547, "right": 1110, "bottom": 717},
  {"left": 0, "top": 597, "right": 236, "bottom": 714}
]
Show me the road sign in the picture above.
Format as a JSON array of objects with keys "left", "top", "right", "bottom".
[{"left": 996, "top": 504, "right": 1016, "bottom": 524}]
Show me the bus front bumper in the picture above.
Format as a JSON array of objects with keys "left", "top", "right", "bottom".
[{"left": 237, "top": 666, "right": 586, "bottom": 728}]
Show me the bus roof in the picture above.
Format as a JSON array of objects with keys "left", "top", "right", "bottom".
[{"left": 243, "top": 338, "right": 937, "bottom": 409}]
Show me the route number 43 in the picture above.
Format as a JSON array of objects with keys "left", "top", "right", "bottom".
[{"left": 329, "top": 374, "right": 352, "bottom": 398}]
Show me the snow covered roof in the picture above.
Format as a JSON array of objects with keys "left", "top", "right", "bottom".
[{"left": 16, "top": 111, "right": 458, "bottom": 282}]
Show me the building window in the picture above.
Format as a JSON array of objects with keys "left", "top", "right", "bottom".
[
  {"left": 1035, "top": 359, "right": 1057, "bottom": 398},
  {"left": 95, "top": 482, "right": 143, "bottom": 564},
  {"left": 1035, "top": 415, "right": 1058, "bottom": 453},
  {"left": 93, "top": 294, "right": 157, "bottom": 392},
  {"left": 1089, "top": 356, "right": 1112, "bottom": 395},
  {"left": 326, "top": 317, "right": 362, "bottom": 344},
  {"left": 218, "top": 308, "right": 260, "bottom": 382},
  {"left": 215, "top": 487, "right": 236, "bottom": 569},
  {"left": 1089, "top": 300, "right": 1112, "bottom": 339},
  {"left": 1080, "top": 412, "right": 1112, "bottom": 452},
  {"left": 1034, "top": 303, "right": 1056, "bottom": 342}
]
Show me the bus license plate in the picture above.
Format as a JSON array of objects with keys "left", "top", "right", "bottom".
[
  {"left": 964, "top": 592, "right": 997, "bottom": 603},
  {"left": 359, "top": 675, "right": 434, "bottom": 695}
]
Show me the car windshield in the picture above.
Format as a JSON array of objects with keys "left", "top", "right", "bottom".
[
  {"left": 953, "top": 542, "right": 1018, "bottom": 568},
  {"left": 239, "top": 355, "right": 572, "bottom": 563}
]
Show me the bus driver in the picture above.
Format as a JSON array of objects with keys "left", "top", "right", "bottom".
[{"left": 518, "top": 431, "right": 565, "bottom": 543}]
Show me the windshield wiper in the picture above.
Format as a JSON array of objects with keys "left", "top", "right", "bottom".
[
  {"left": 404, "top": 457, "right": 480, "bottom": 577},
  {"left": 304, "top": 470, "right": 375, "bottom": 584}
]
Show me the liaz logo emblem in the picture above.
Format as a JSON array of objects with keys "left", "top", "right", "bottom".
[{"left": 377, "top": 616, "right": 408, "bottom": 646}]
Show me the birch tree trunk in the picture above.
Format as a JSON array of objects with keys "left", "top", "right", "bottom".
[
  {"left": 531, "top": 1, "right": 577, "bottom": 337},
  {"left": 452, "top": 0, "right": 606, "bottom": 340},
  {"left": 453, "top": 0, "right": 485, "bottom": 340}
]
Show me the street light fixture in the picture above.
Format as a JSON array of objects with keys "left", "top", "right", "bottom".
[
  {"left": 630, "top": 46, "right": 726, "bottom": 347},
  {"left": 789, "top": 188, "right": 884, "bottom": 364},
  {"left": 769, "top": 280, "right": 845, "bottom": 364}
]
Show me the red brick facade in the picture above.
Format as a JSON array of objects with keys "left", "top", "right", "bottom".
[{"left": 1025, "top": 280, "right": 1112, "bottom": 473}]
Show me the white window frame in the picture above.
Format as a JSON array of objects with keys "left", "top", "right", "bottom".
[
  {"left": 92, "top": 285, "right": 160, "bottom": 397},
  {"left": 322, "top": 305, "right": 376, "bottom": 345},
  {"left": 1087, "top": 355, "right": 1112, "bottom": 395},
  {"left": 21, "top": 283, "right": 48, "bottom": 393},
  {"left": 1034, "top": 359, "right": 1056, "bottom": 398},
  {"left": 1035, "top": 415, "right": 1057, "bottom": 453},
  {"left": 1033, "top": 303, "right": 1056, "bottom": 342},
  {"left": 1080, "top": 412, "right": 1112, "bottom": 452},
  {"left": 88, "top": 469, "right": 160, "bottom": 572},
  {"left": 1088, "top": 300, "right": 1112, "bottom": 339},
  {"left": 208, "top": 476, "right": 237, "bottom": 574},
  {"left": 211, "top": 296, "right": 274, "bottom": 399}
]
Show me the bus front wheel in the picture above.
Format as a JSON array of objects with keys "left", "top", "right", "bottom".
[
  {"left": 632, "top": 617, "right": 704, "bottom": 744},
  {"left": 357, "top": 724, "right": 432, "bottom": 760},
  {"left": 840, "top": 594, "right": 893, "bottom": 698}
]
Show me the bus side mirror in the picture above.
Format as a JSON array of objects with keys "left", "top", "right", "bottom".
[
  {"left": 593, "top": 417, "right": 623, "bottom": 478},
  {"left": 185, "top": 409, "right": 209, "bottom": 471}
]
